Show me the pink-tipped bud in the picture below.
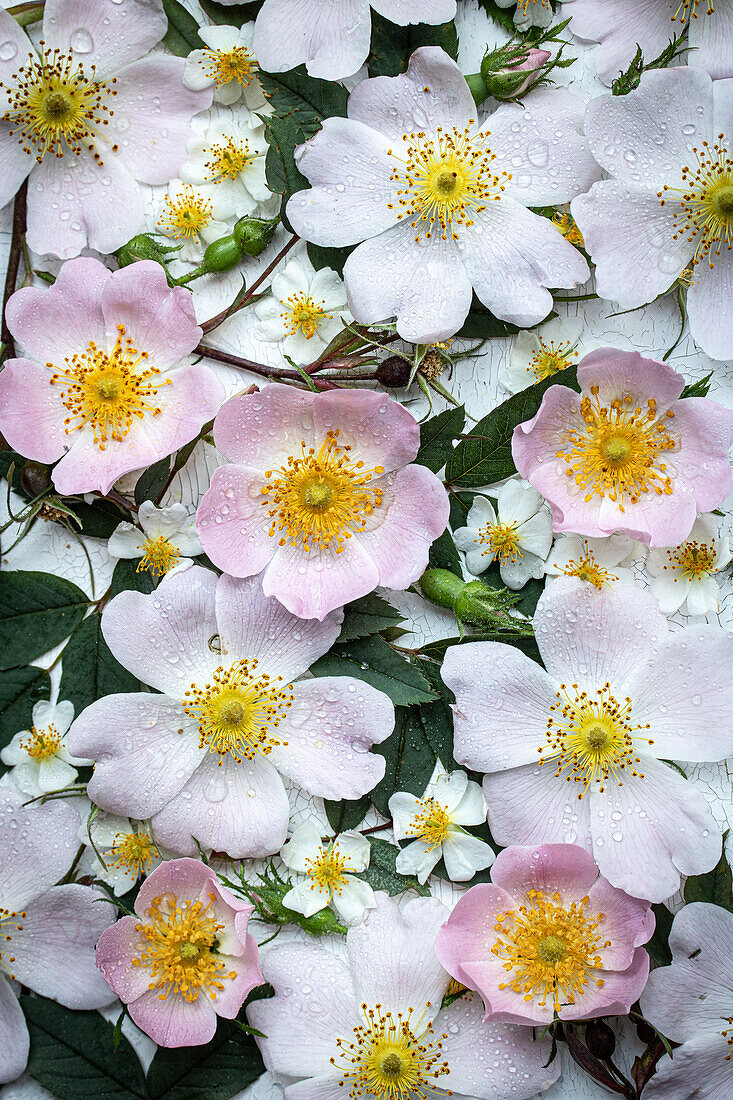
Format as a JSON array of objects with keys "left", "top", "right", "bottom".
[{"left": 481, "top": 46, "right": 551, "bottom": 101}]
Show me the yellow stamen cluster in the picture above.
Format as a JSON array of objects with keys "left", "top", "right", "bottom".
[
  {"left": 492, "top": 889, "right": 610, "bottom": 1012},
  {"left": 387, "top": 123, "right": 510, "bottom": 242},
  {"left": 137, "top": 536, "right": 180, "bottom": 579},
  {"left": 132, "top": 893, "right": 235, "bottom": 1002},
  {"left": 108, "top": 831, "right": 159, "bottom": 879},
  {"left": 19, "top": 723, "right": 62, "bottom": 761},
  {"left": 0, "top": 907, "right": 27, "bottom": 980},
  {"left": 158, "top": 185, "right": 214, "bottom": 239},
  {"left": 529, "top": 339, "right": 578, "bottom": 381},
  {"left": 49, "top": 324, "right": 167, "bottom": 450},
  {"left": 557, "top": 545, "right": 619, "bottom": 590},
  {"left": 260, "top": 431, "right": 384, "bottom": 554},
  {"left": 0, "top": 44, "right": 117, "bottom": 164},
  {"left": 331, "top": 1002, "right": 451, "bottom": 1099},
  {"left": 552, "top": 210, "right": 585, "bottom": 248},
  {"left": 665, "top": 537, "right": 718, "bottom": 580},
  {"left": 406, "top": 797, "right": 452, "bottom": 852},
  {"left": 182, "top": 657, "right": 293, "bottom": 765},
  {"left": 539, "top": 682, "right": 653, "bottom": 797},
  {"left": 478, "top": 520, "right": 523, "bottom": 563},
  {"left": 204, "top": 136, "right": 255, "bottom": 182},
  {"left": 659, "top": 136, "right": 733, "bottom": 273},
  {"left": 518, "top": 0, "right": 552, "bottom": 12},
  {"left": 201, "top": 46, "right": 257, "bottom": 89},
  {"left": 723, "top": 1018, "right": 733, "bottom": 1061},
  {"left": 305, "top": 842, "right": 354, "bottom": 899},
  {"left": 672, "top": 1, "right": 715, "bottom": 21},
  {"left": 280, "top": 292, "right": 332, "bottom": 340},
  {"left": 558, "top": 386, "right": 677, "bottom": 511}
]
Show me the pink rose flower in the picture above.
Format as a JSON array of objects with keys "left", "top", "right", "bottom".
[
  {"left": 196, "top": 384, "right": 449, "bottom": 620},
  {"left": 435, "top": 843, "right": 653, "bottom": 1026},
  {"left": 512, "top": 348, "right": 733, "bottom": 547},
  {"left": 0, "top": 0, "right": 211, "bottom": 258},
  {"left": 96, "top": 857, "right": 262, "bottom": 1048},
  {"left": 0, "top": 258, "right": 224, "bottom": 496}
]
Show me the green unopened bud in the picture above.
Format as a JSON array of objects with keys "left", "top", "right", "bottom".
[
  {"left": 419, "top": 568, "right": 465, "bottom": 610},
  {"left": 115, "top": 233, "right": 177, "bottom": 268},
  {"left": 233, "top": 215, "right": 280, "bottom": 257},
  {"left": 420, "top": 568, "right": 530, "bottom": 632},
  {"left": 201, "top": 233, "right": 244, "bottom": 273},
  {"left": 470, "top": 45, "right": 551, "bottom": 104}
]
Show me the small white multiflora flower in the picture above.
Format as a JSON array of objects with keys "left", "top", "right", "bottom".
[
  {"left": 545, "top": 533, "right": 638, "bottom": 591},
  {"left": 181, "top": 119, "right": 273, "bottom": 222},
  {"left": 495, "top": 0, "right": 553, "bottom": 29},
  {"left": 157, "top": 179, "right": 228, "bottom": 263},
  {"left": 390, "top": 766, "right": 494, "bottom": 884},
  {"left": 253, "top": 259, "right": 351, "bottom": 365},
  {"left": 280, "top": 821, "right": 376, "bottom": 925},
  {"left": 499, "top": 317, "right": 597, "bottom": 395},
  {"left": 108, "top": 500, "right": 201, "bottom": 580},
  {"left": 183, "top": 23, "right": 267, "bottom": 110},
  {"left": 647, "top": 514, "right": 732, "bottom": 616},
  {"left": 454, "top": 478, "right": 553, "bottom": 589},
  {"left": 0, "top": 700, "right": 89, "bottom": 797},
  {"left": 79, "top": 812, "right": 163, "bottom": 896}
]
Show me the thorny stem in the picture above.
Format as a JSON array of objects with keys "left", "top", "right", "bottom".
[
  {"left": 360, "top": 821, "right": 393, "bottom": 837},
  {"left": 1, "top": 179, "right": 28, "bottom": 364},
  {"left": 200, "top": 233, "right": 300, "bottom": 333}
]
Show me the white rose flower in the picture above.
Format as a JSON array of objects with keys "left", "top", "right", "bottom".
[
  {"left": 454, "top": 478, "right": 553, "bottom": 589},
  {"left": 647, "top": 514, "right": 732, "bottom": 616},
  {"left": 254, "top": 259, "right": 351, "bottom": 365},
  {"left": 545, "top": 533, "right": 638, "bottom": 591},
  {"left": 280, "top": 820, "right": 376, "bottom": 925},
  {"left": 108, "top": 500, "right": 201, "bottom": 580},
  {"left": 1, "top": 701, "right": 89, "bottom": 797}
]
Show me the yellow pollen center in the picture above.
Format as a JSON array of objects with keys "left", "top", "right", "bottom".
[
  {"left": 158, "top": 185, "right": 214, "bottom": 239},
  {"left": 331, "top": 1002, "right": 451, "bottom": 1099},
  {"left": 558, "top": 547, "right": 618, "bottom": 590},
  {"left": 558, "top": 386, "right": 677, "bottom": 511},
  {"left": 137, "top": 535, "right": 181, "bottom": 579},
  {"left": 182, "top": 657, "right": 293, "bottom": 765},
  {"left": 666, "top": 537, "right": 718, "bottom": 580},
  {"left": 1, "top": 43, "right": 117, "bottom": 164},
  {"left": 387, "top": 122, "right": 510, "bottom": 243},
  {"left": 492, "top": 888, "right": 610, "bottom": 1012},
  {"left": 108, "top": 831, "right": 159, "bottom": 879},
  {"left": 529, "top": 339, "right": 578, "bottom": 381},
  {"left": 204, "top": 136, "right": 255, "bottom": 182},
  {"left": 538, "top": 683, "right": 653, "bottom": 797},
  {"left": 201, "top": 46, "right": 257, "bottom": 88},
  {"left": 0, "top": 907, "right": 27, "bottom": 980},
  {"left": 518, "top": 0, "right": 552, "bottom": 12},
  {"left": 659, "top": 135, "right": 733, "bottom": 275},
  {"left": 305, "top": 843, "right": 354, "bottom": 899},
  {"left": 478, "top": 520, "right": 523, "bottom": 563},
  {"left": 49, "top": 323, "right": 167, "bottom": 450},
  {"left": 281, "top": 292, "right": 332, "bottom": 340},
  {"left": 552, "top": 209, "right": 585, "bottom": 247},
  {"left": 260, "top": 430, "right": 384, "bottom": 554},
  {"left": 672, "top": 0, "right": 715, "bottom": 21},
  {"left": 131, "top": 892, "right": 236, "bottom": 1002},
  {"left": 407, "top": 797, "right": 452, "bottom": 851},
  {"left": 19, "top": 723, "right": 63, "bottom": 761}
]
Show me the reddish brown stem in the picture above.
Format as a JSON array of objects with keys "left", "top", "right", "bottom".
[
  {"left": 1, "top": 179, "right": 28, "bottom": 363},
  {"left": 200, "top": 233, "right": 300, "bottom": 334}
]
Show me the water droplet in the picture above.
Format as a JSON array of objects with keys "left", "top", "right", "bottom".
[{"left": 70, "top": 28, "right": 94, "bottom": 53}]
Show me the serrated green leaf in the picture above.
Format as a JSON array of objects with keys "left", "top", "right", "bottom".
[
  {"left": 108, "top": 558, "right": 156, "bottom": 599},
  {"left": 368, "top": 14, "right": 458, "bottom": 78},
  {"left": 59, "top": 614, "right": 139, "bottom": 715},
  {"left": 307, "top": 242, "right": 350, "bottom": 277},
  {"left": 310, "top": 635, "right": 437, "bottom": 705},
  {"left": 134, "top": 456, "right": 171, "bottom": 505},
  {"left": 416, "top": 405, "right": 465, "bottom": 473},
  {"left": 162, "top": 0, "right": 205, "bottom": 56},
  {"left": 199, "top": 0, "right": 262, "bottom": 25},
  {"left": 338, "top": 593, "right": 404, "bottom": 642},
  {"left": 684, "top": 838, "right": 733, "bottom": 912},
  {"left": 445, "top": 365, "right": 579, "bottom": 487},
  {"left": 263, "top": 114, "right": 310, "bottom": 231},
  {"left": 66, "top": 497, "right": 130, "bottom": 539},
  {"left": 455, "top": 296, "right": 527, "bottom": 340},
  {"left": 145, "top": 1018, "right": 265, "bottom": 1100},
  {"left": 428, "top": 528, "right": 462, "bottom": 578},
  {"left": 258, "top": 67, "right": 348, "bottom": 132},
  {"left": 371, "top": 707, "right": 437, "bottom": 815},
  {"left": 361, "top": 837, "right": 430, "bottom": 895},
  {"left": 0, "top": 571, "right": 89, "bottom": 670},
  {"left": 645, "top": 903, "right": 674, "bottom": 966},
  {"left": 324, "top": 795, "right": 371, "bottom": 834},
  {"left": 0, "top": 664, "right": 50, "bottom": 753},
  {"left": 22, "top": 996, "right": 146, "bottom": 1100}
]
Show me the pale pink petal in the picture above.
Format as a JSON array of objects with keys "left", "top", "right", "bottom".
[
  {"left": 261, "top": 538, "right": 380, "bottom": 620},
  {"left": 434, "top": 882, "right": 515, "bottom": 995},
  {"left": 0, "top": 128, "right": 32, "bottom": 209},
  {"left": 212, "top": 384, "right": 317, "bottom": 467},
  {"left": 689, "top": 2, "right": 733, "bottom": 79},
  {"left": 96, "top": 916, "right": 152, "bottom": 1004},
  {"left": 128, "top": 986, "right": 217, "bottom": 1048},
  {"left": 41, "top": 0, "right": 167, "bottom": 80},
  {"left": 0, "top": 10, "right": 34, "bottom": 100},
  {"left": 566, "top": 0, "right": 679, "bottom": 85},
  {"left": 0, "top": 358, "right": 70, "bottom": 463},
  {"left": 283, "top": 1077, "right": 344, "bottom": 1100},
  {"left": 196, "top": 464, "right": 277, "bottom": 579},
  {"left": 0, "top": 977, "right": 28, "bottom": 1086},
  {"left": 134, "top": 857, "right": 222, "bottom": 915},
  {"left": 492, "top": 842, "right": 599, "bottom": 900},
  {"left": 209, "top": 951, "right": 262, "bottom": 1019},
  {"left": 100, "top": 261, "right": 201, "bottom": 369},
  {"left": 687, "top": 247, "right": 733, "bottom": 362},
  {"left": 253, "top": 0, "right": 370, "bottom": 80},
  {"left": 587, "top": 878, "right": 655, "bottom": 970},
  {"left": 576, "top": 348, "right": 685, "bottom": 413},
  {"left": 667, "top": 397, "right": 733, "bottom": 512},
  {"left": 484, "top": 762, "right": 593, "bottom": 851},
  {"left": 641, "top": 1032, "right": 733, "bottom": 1100},
  {"left": 311, "top": 388, "right": 421, "bottom": 472},
  {"left": 0, "top": 791, "right": 81, "bottom": 910},
  {"left": 372, "top": 0, "right": 456, "bottom": 19},
  {"left": 269, "top": 677, "right": 392, "bottom": 798}
]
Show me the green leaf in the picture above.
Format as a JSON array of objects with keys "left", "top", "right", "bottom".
[
  {"left": 684, "top": 838, "right": 733, "bottom": 912},
  {"left": 645, "top": 903, "right": 674, "bottom": 967},
  {"left": 416, "top": 405, "right": 465, "bottom": 473},
  {"left": 262, "top": 114, "right": 310, "bottom": 231},
  {"left": 415, "top": 660, "right": 454, "bottom": 765},
  {"left": 476, "top": 0, "right": 518, "bottom": 33},
  {"left": 428, "top": 528, "right": 462, "bottom": 578},
  {"left": 479, "top": 563, "right": 544, "bottom": 619},
  {"left": 258, "top": 67, "right": 349, "bottom": 133},
  {"left": 445, "top": 364, "right": 580, "bottom": 487},
  {"left": 66, "top": 497, "right": 130, "bottom": 540},
  {"left": 368, "top": 14, "right": 458, "bottom": 77},
  {"left": 682, "top": 372, "right": 713, "bottom": 398},
  {"left": 109, "top": 558, "right": 156, "bottom": 599},
  {"left": 22, "top": 996, "right": 146, "bottom": 1100},
  {"left": 0, "top": 664, "right": 50, "bottom": 754},
  {"left": 199, "top": 0, "right": 263, "bottom": 25},
  {"left": 310, "top": 635, "right": 437, "bottom": 706},
  {"left": 338, "top": 593, "right": 404, "bottom": 642},
  {"left": 146, "top": 1018, "right": 265, "bottom": 1100},
  {"left": 0, "top": 571, "right": 89, "bottom": 670},
  {"left": 307, "top": 242, "right": 350, "bottom": 277},
  {"left": 59, "top": 614, "right": 139, "bottom": 715},
  {"left": 134, "top": 456, "right": 171, "bottom": 505},
  {"left": 361, "top": 837, "right": 430, "bottom": 895},
  {"left": 371, "top": 706, "right": 438, "bottom": 815},
  {"left": 324, "top": 795, "right": 371, "bottom": 833},
  {"left": 455, "top": 296, "right": 528, "bottom": 340},
  {"left": 162, "top": 0, "right": 205, "bottom": 56}
]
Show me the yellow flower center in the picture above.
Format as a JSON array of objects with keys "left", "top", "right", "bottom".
[
  {"left": 492, "top": 888, "right": 610, "bottom": 1012},
  {"left": 478, "top": 520, "right": 523, "bottom": 563},
  {"left": 49, "top": 324, "right": 168, "bottom": 451},
  {"left": 305, "top": 842, "right": 354, "bottom": 899},
  {"left": 552, "top": 209, "right": 585, "bottom": 247},
  {"left": 158, "top": 185, "right": 213, "bottom": 239},
  {"left": 132, "top": 892, "right": 235, "bottom": 1002},
  {"left": 108, "top": 831, "right": 159, "bottom": 879},
  {"left": 672, "top": 0, "right": 715, "bottom": 21},
  {"left": 201, "top": 46, "right": 257, "bottom": 88},
  {"left": 558, "top": 386, "right": 677, "bottom": 511},
  {"left": 539, "top": 683, "right": 653, "bottom": 797},
  {"left": 529, "top": 339, "right": 578, "bottom": 381},
  {"left": 19, "top": 723, "right": 62, "bottom": 761},
  {"left": 0, "top": 907, "right": 27, "bottom": 981},
  {"left": 204, "top": 136, "right": 256, "bottom": 182},
  {"left": 280, "top": 292, "right": 332, "bottom": 340},
  {"left": 557, "top": 546, "right": 619, "bottom": 590},
  {"left": 517, "top": 0, "right": 552, "bottom": 12},
  {"left": 137, "top": 535, "right": 180, "bottom": 579},
  {"left": 387, "top": 124, "right": 510, "bottom": 242},
  {"left": 659, "top": 136, "right": 733, "bottom": 274},
  {"left": 665, "top": 537, "right": 718, "bottom": 580},
  {"left": 0, "top": 44, "right": 117, "bottom": 164},
  {"left": 260, "top": 431, "right": 384, "bottom": 554},
  {"left": 406, "top": 797, "right": 452, "bottom": 851},
  {"left": 331, "top": 1003, "right": 450, "bottom": 1099},
  {"left": 182, "top": 658, "right": 293, "bottom": 765}
]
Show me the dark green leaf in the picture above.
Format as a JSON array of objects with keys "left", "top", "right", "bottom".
[
  {"left": 415, "top": 660, "right": 454, "bottom": 765},
  {"left": 263, "top": 114, "right": 310, "bottom": 232},
  {"left": 339, "top": 593, "right": 404, "bottom": 642},
  {"left": 134, "top": 457, "right": 171, "bottom": 505},
  {"left": 310, "top": 635, "right": 437, "bottom": 706},
  {"left": 476, "top": 0, "right": 518, "bottom": 33},
  {"left": 162, "top": 0, "right": 205, "bottom": 56},
  {"left": 0, "top": 664, "right": 50, "bottom": 753},
  {"left": 428, "top": 528, "right": 462, "bottom": 578},
  {"left": 108, "top": 558, "right": 156, "bottom": 599},
  {"left": 422, "top": 631, "right": 543, "bottom": 665},
  {"left": 645, "top": 903, "right": 674, "bottom": 966},
  {"left": 368, "top": 14, "right": 458, "bottom": 78},
  {"left": 681, "top": 372, "right": 713, "bottom": 398},
  {"left": 324, "top": 795, "right": 371, "bottom": 833},
  {"left": 371, "top": 707, "right": 437, "bottom": 815},
  {"left": 59, "top": 614, "right": 139, "bottom": 715},
  {"left": 307, "top": 242, "right": 351, "bottom": 277},
  {"left": 22, "top": 996, "right": 146, "bottom": 1100},
  {"left": 448, "top": 488, "right": 474, "bottom": 530},
  {"left": 146, "top": 1018, "right": 265, "bottom": 1100},
  {"left": 199, "top": 0, "right": 263, "bottom": 25},
  {"left": 66, "top": 497, "right": 130, "bottom": 540},
  {"left": 455, "top": 296, "right": 527, "bottom": 340},
  {"left": 0, "top": 450, "right": 29, "bottom": 498},
  {"left": 416, "top": 405, "right": 465, "bottom": 473},
  {"left": 445, "top": 364, "right": 579, "bottom": 487},
  {"left": 258, "top": 67, "right": 348, "bottom": 132},
  {"left": 361, "top": 836, "right": 430, "bottom": 895},
  {"left": 0, "top": 571, "right": 88, "bottom": 670},
  {"left": 684, "top": 838, "right": 733, "bottom": 912}
]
